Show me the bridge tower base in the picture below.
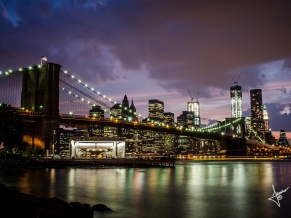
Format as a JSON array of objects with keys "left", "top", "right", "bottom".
[{"left": 21, "top": 63, "right": 61, "bottom": 152}]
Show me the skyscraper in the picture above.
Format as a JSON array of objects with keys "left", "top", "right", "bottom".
[
  {"left": 250, "top": 89, "right": 264, "bottom": 142},
  {"left": 277, "top": 130, "right": 290, "bottom": 147},
  {"left": 230, "top": 82, "right": 242, "bottom": 118},
  {"left": 164, "top": 112, "right": 174, "bottom": 126},
  {"left": 187, "top": 101, "right": 200, "bottom": 128},
  {"left": 149, "top": 99, "right": 164, "bottom": 122}
]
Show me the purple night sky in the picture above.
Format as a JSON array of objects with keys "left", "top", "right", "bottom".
[{"left": 0, "top": 0, "right": 290, "bottom": 139}]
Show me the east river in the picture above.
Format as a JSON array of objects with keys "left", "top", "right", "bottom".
[{"left": 0, "top": 160, "right": 291, "bottom": 218}]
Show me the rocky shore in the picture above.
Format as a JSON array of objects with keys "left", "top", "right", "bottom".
[{"left": 0, "top": 184, "right": 111, "bottom": 218}]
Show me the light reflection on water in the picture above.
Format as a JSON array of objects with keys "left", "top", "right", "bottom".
[{"left": 0, "top": 161, "right": 291, "bottom": 218}]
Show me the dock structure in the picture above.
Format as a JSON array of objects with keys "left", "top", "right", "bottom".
[{"left": 19, "top": 158, "right": 176, "bottom": 168}]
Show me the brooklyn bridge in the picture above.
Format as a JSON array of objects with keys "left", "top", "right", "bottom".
[{"left": 0, "top": 62, "right": 277, "bottom": 157}]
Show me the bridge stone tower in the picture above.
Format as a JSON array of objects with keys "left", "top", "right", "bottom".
[{"left": 21, "top": 63, "right": 61, "bottom": 153}]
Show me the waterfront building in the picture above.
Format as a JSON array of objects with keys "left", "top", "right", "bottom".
[
  {"left": 149, "top": 99, "right": 164, "bottom": 122},
  {"left": 70, "top": 137, "right": 125, "bottom": 158},
  {"left": 59, "top": 127, "right": 75, "bottom": 157},
  {"left": 250, "top": 89, "right": 265, "bottom": 142},
  {"left": 230, "top": 82, "right": 242, "bottom": 118}
]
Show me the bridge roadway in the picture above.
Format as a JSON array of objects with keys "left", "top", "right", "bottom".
[{"left": 18, "top": 110, "right": 243, "bottom": 142}]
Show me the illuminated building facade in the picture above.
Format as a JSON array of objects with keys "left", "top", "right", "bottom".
[
  {"left": 177, "top": 111, "right": 195, "bottom": 129},
  {"left": 277, "top": 130, "right": 290, "bottom": 147},
  {"left": 250, "top": 89, "right": 265, "bottom": 142},
  {"left": 59, "top": 127, "right": 75, "bottom": 157},
  {"left": 149, "top": 99, "right": 164, "bottom": 122},
  {"left": 230, "top": 82, "right": 242, "bottom": 118},
  {"left": 263, "top": 105, "right": 269, "bottom": 131},
  {"left": 187, "top": 101, "right": 200, "bottom": 128},
  {"left": 70, "top": 137, "right": 125, "bottom": 158},
  {"left": 164, "top": 112, "right": 174, "bottom": 126}
]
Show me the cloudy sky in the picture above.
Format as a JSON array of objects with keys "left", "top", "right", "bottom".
[{"left": 0, "top": 0, "right": 290, "bottom": 138}]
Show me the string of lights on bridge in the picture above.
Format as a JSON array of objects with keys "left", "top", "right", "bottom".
[
  {"left": 60, "top": 69, "right": 148, "bottom": 120},
  {"left": 1, "top": 65, "right": 242, "bottom": 132}
]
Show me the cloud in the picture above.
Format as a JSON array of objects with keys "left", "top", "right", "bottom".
[
  {"left": 1, "top": 0, "right": 291, "bottom": 124},
  {"left": 276, "top": 87, "right": 287, "bottom": 94}
]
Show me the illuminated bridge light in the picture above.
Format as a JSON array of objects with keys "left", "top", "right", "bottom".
[
  {"left": 62, "top": 88, "right": 65, "bottom": 90},
  {"left": 64, "top": 70, "right": 68, "bottom": 74},
  {"left": 97, "top": 92, "right": 100, "bottom": 94},
  {"left": 81, "top": 98, "right": 84, "bottom": 101},
  {"left": 85, "top": 84, "right": 88, "bottom": 87},
  {"left": 109, "top": 98, "right": 111, "bottom": 101},
  {"left": 78, "top": 80, "right": 81, "bottom": 83},
  {"left": 71, "top": 75, "right": 74, "bottom": 78},
  {"left": 91, "top": 88, "right": 94, "bottom": 91},
  {"left": 69, "top": 91, "right": 72, "bottom": 94},
  {"left": 5, "top": 72, "right": 8, "bottom": 75},
  {"left": 87, "top": 101, "right": 90, "bottom": 104}
]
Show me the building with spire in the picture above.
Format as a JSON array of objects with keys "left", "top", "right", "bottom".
[{"left": 110, "top": 94, "right": 137, "bottom": 121}]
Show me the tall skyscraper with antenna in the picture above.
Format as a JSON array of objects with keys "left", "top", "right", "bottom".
[{"left": 230, "top": 75, "right": 242, "bottom": 118}]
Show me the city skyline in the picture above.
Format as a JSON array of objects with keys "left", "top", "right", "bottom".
[{"left": 0, "top": 0, "right": 290, "bottom": 138}]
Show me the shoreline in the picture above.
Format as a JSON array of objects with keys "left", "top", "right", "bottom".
[{"left": 0, "top": 184, "right": 111, "bottom": 218}]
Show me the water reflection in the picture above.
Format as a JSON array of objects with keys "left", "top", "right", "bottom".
[{"left": 0, "top": 161, "right": 290, "bottom": 218}]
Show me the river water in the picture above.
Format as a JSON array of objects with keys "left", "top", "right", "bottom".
[{"left": 0, "top": 160, "right": 291, "bottom": 218}]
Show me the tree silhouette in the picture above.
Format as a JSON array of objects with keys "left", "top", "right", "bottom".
[{"left": 0, "top": 103, "right": 26, "bottom": 152}]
